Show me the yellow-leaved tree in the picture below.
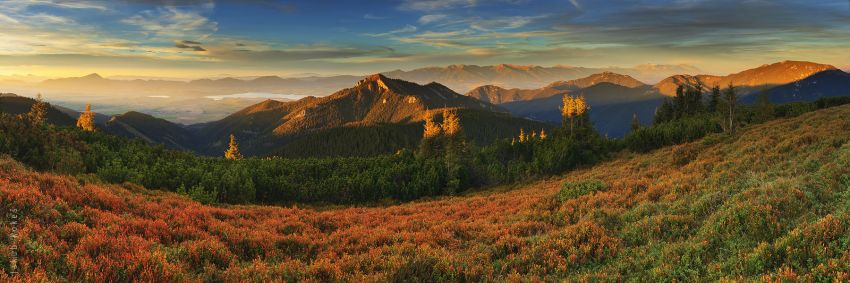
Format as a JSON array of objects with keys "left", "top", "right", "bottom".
[
  {"left": 76, "top": 104, "right": 96, "bottom": 132},
  {"left": 574, "top": 95, "right": 588, "bottom": 129},
  {"left": 441, "top": 109, "right": 461, "bottom": 137},
  {"left": 224, "top": 134, "right": 243, "bottom": 160},
  {"left": 423, "top": 112, "right": 442, "bottom": 139},
  {"left": 28, "top": 93, "right": 47, "bottom": 126},
  {"left": 562, "top": 95, "right": 589, "bottom": 136}
]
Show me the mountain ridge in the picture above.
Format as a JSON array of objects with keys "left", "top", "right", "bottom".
[{"left": 652, "top": 60, "right": 837, "bottom": 96}]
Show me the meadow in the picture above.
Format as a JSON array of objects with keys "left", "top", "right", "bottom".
[{"left": 1, "top": 104, "right": 849, "bottom": 281}]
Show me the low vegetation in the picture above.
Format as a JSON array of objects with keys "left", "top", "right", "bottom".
[{"left": 2, "top": 104, "right": 849, "bottom": 281}]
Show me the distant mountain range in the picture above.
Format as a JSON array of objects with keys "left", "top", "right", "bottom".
[
  {"left": 3, "top": 61, "right": 849, "bottom": 155},
  {"left": 2, "top": 75, "right": 548, "bottom": 158},
  {"left": 40, "top": 73, "right": 363, "bottom": 97},
  {"left": 467, "top": 61, "right": 847, "bottom": 137},
  {"left": 28, "top": 63, "right": 700, "bottom": 99},
  {"left": 383, "top": 63, "right": 698, "bottom": 93}
]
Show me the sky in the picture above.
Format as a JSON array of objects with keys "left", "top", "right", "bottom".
[{"left": 0, "top": 0, "right": 849, "bottom": 78}]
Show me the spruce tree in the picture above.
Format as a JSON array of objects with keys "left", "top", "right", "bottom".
[
  {"left": 722, "top": 84, "right": 738, "bottom": 135},
  {"left": 673, "top": 85, "right": 686, "bottom": 119},
  {"left": 630, "top": 113, "right": 641, "bottom": 132},
  {"left": 654, "top": 99, "right": 674, "bottom": 125},
  {"left": 440, "top": 109, "right": 468, "bottom": 194},
  {"left": 708, "top": 85, "right": 721, "bottom": 113},
  {"left": 754, "top": 91, "right": 775, "bottom": 123}
]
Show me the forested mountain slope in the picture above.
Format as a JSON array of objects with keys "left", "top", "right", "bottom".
[
  {"left": 0, "top": 95, "right": 76, "bottom": 126},
  {"left": 2, "top": 104, "right": 849, "bottom": 281},
  {"left": 191, "top": 74, "right": 528, "bottom": 156}
]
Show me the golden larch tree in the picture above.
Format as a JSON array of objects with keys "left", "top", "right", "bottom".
[
  {"left": 441, "top": 109, "right": 461, "bottom": 136},
  {"left": 224, "top": 134, "right": 243, "bottom": 160},
  {"left": 28, "top": 93, "right": 47, "bottom": 125},
  {"left": 539, "top": 129, "right": 547, "bottom": 140},
  {"left": 76, "top": 104, "right": 96, "bottom": 132},
  {"left": 423, "top": 112, "right": 442, "bottom": 138},
  {"left": 561, "top": 95, "right": 575, "bottom": 126},
  {"left": 574, "top": 95, "right": 588, "bottom": 128}
]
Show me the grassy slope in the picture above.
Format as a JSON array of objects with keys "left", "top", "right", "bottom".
[{"left": 2, "top": 106, "right": 850, "bottom": 281}]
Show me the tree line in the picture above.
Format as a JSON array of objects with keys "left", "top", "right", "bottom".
[{"left": 2, "top": 91, "right": 850, "bottom": 205}]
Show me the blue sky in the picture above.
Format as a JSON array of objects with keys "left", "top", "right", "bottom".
[{"left": 0, "top": 0, "right": 849, "bottom": 77}]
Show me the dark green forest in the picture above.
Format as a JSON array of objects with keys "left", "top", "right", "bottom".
[{"left": 2, "top": 91, "right": 849, "bottom": 205}]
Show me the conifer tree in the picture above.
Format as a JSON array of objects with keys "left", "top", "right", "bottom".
[
  {"left": 630, "top": 113, "right": 641, "bottom": 132},
  {"left": 422, "top": 112, "right": 442, "bottom": 138},
  {"left": 654, "top": 99, "right": 674, "bottom": 125},
  {"left": 76, "top": 104, "right": 96, "bottom": 132},
  {"left": 28, "top": 93, "right": 47, "bottom": 126},
  {"left": 562, "top": 95, "right": 576, "bottom": 131},
  {"left": 721, "top": 84, "right": 738, "bottom": 135},
  {"left": 539, "top": 129, "right": 547, "bottom": 140},
  {"left": 688, "top": 83, "right": 704, "bottom": 114},
  {"left": 673, "top": 85, "right": 686, "bottom": 119},
  {"left": 574, "top": 95, "right": 588, "bottom": 129},
  {"left": 440, "top": 109, "right": 468, "bottom": 194},
  {"left": 224, "top": 134, "right": 243, "bottom": 160},
  {"left": 441, "top": 109, "right": 461, "bottom": 137},
  {"left": 754, "top": 91, "right": 775, "bottom": 123},
  {"left": 708, "top": 85, "right": 721, "bottom": 113},
  {"left": 419, "top": 111, "right": 444, "bottom": 158}
]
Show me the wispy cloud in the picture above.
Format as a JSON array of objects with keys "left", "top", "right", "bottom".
[
  {"left": 121, "top": 4, "right": 218, "bottom": 40},
  {"left": 365, "top": 25, "right": 418, "bottom": 37},
  {"left": 363, "top": 14, "right": 386, "bottom": 20},
  {"left": 175, "top": 40, "right": 206, "bottom": 51},
  {"left": 418, "top": 14, "right": 447, "bottom": 24},
  {"left": 399, "top": 0, "right": 477, "bottom": 11}
]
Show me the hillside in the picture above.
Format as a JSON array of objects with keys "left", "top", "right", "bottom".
[
  {"left": 0, "top": 95, "right": 77, "bottom": 126},
  {"left": 503, "top": 83, "right": 661, "bottom": 136},
  {"left": 103, "top": 111, "right": 196, "bottom": 151},
  {"left": 192, "top": 74, "right": 510, "bottom": 155},
  {"left": 742, "top": 70, "right": 850, "bottom": 104},
  {"left": 2, "top": 104, "right": 849, "bottom": 281},
  {"left": 271, "top": 109, "right": 552, "bottom": 158}
]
